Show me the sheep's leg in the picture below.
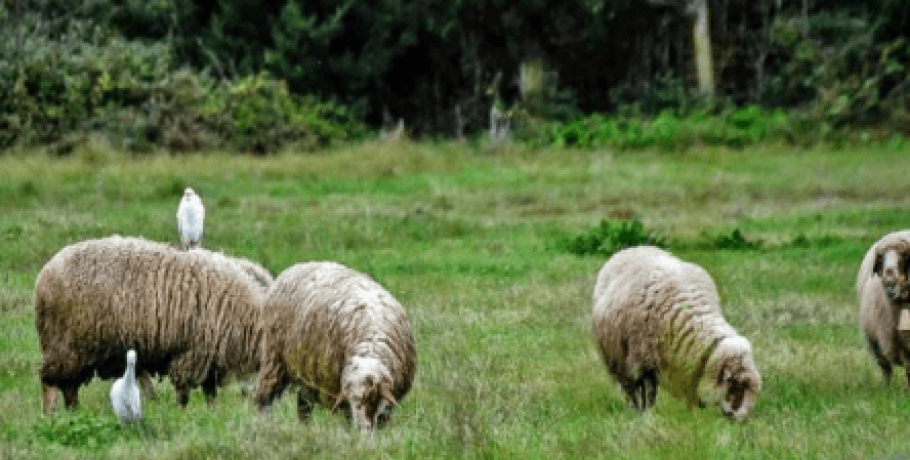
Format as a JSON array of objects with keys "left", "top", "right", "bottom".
[
  {"left": 641, "top": 370, "right": 659, "bottom": 409},
  {"left": 619, "top": 379, "right": 643, "bottom": 410},
  {"left": 202, "top": 381, "right": 218, "bottom": 408},
  {"left": 867, "top": 337, "right": 893, "bottom": 384},
  {"left": 175, "top": 385, "right": 191, "bottom": 407},
  {"left": 61, "top": 384, "right": 79, "bottom": 409},
  {"left": 139, "top": 372, "right": 158, "bottom": 400},
  {"left": 41, "top": 383, "right": 59, "bottom": 415},
  {"left": 297, "top": 388, "right": 319, "bottom": 421}
]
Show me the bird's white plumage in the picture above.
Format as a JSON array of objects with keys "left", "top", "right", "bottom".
[
  {"left": 177, "top": 187, "right": 204, "bottom": 250},
  {"left": 110, "top": 349, "right": 142, "bottom": 424}
]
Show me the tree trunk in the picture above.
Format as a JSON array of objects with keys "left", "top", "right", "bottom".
[{"left": 691, "top": 0, "right": 715, "bottom": 98}]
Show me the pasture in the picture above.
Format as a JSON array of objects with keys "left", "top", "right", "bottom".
[{"left": 1, "top": 141, "right": 909, "bottom": 459}]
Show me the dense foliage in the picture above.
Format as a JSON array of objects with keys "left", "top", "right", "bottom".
[{"left": 1, "top": 0, "right": 908, "bottom": 148}]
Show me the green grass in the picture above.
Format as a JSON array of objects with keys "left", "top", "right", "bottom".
[{"left": 2, "top": 140, "right": 910, "bottom": 459}]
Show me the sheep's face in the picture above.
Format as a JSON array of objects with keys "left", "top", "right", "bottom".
[
  {"left": 338, "top": 356, "right": 397, "bottom": 434},
  {"left": 718, "top": 364, "right": 760, "bottom": 421},
  {"left": 709, "top": 337, "right": 762, "bottom": 421},
  {"left": 874, "top": 248, "right": 910, "bottom": 302}
]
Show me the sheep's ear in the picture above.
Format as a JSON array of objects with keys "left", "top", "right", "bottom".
[
  {"left": 381, "top": 386, "right": 397, "bottom": 407},
  {"left": 873, "top": 253, "right": 883, "bottom": 277},
  {"left": 332, "top": 390, "right": 346, "bottom": 412}
]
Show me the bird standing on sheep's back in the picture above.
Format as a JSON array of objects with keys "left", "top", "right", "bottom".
[
  {"left": 177, "top": 187, "right": 204, "bottom": 250},
  {"left": 110, "top": 350, "right": 142, "bottom": 425}
]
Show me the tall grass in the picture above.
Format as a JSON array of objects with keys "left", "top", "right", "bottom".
[{"left": 2, "top": 142, "right": 910, "bottom": 459}]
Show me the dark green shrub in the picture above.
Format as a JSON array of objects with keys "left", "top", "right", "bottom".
[
  {"left": 558, "top": 219, "right": 666, "bottom": 257},
  {"left": 709, "top": 228, "right": 761, "bottom": 250},
  {"left": 526, "top": 107, "right": 791, "bottom": 150},
  {"left": 0, "top": 16, "right": 363, "bottom": 152}
]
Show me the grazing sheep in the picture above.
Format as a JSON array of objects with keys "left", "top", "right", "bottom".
[
  {"left": 177, "top": 187, "right": 204, "bottom": 250},
  {"left": 256, "top": 261, "right": 417, "bottom": 434},
  {"left": 36, "top": 236, "right": 264, "bottom": 413},
  {"left": 592, "top": 246, "right": 761, "bottom": 420},
  {"left": 857, "top": 230, "right": 910, "bottom": 385},
  {"left": 110, "top": 350, "right": 142, "bottom": 424}
]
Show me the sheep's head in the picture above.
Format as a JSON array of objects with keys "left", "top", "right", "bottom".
[
  {"left": 706, "top": 336, "right": 761, "bottom": 421},
  {"left": 335, "top": 355, "right": 397, "bottom": 435},
  {"left": 873, "top": 246, "right": 910, "bottom": 302}
]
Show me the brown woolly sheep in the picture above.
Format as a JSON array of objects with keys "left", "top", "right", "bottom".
[
  {"left": 256, "top": 261, "right": 417, "bottom": 434},
  {"left": 857, "top": 230, "right": 910, "bottom": 385},
  {"left": 138, "top": 253, "right": 273, "bottom": 400},
  {"left": 35, "top": 236, "right": 264, "bottom": 413},
  {"left": 592, "top": 246, "right": 762, "bottom": 420}
]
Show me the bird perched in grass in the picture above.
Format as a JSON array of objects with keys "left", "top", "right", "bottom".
[
  {"left": 177, "top": 187, "right": 204, "bottom": 250},
  {"left": 110, "top": 350, "right": 142, "bottom": 425}
]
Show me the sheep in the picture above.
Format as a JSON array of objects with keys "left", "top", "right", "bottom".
[
  {"left": 131, "top": 252, "right": 272, "bottom": 401},
  {"left": 857, "top": 230, "right": 910, "bottom": 385},
  {"left": 36, "top": 235, "right": 264, "bottom": 414},
  {"left": 592, "top": 246, "right": 762, "bottom": 420},
  {"left": 256, "top": 261, "right": 417, "bottom": 434}
]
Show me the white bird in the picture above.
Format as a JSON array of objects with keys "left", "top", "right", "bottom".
[
  {"left": 110, "top": 349, "right": 142, "bottom": 425},
  {"left": 177, "top": 187, "right": 204, "bottom": 250}
]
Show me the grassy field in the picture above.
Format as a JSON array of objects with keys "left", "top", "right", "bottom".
[{"left": 1, "top": 140, "right": 910, "bottom": 459}]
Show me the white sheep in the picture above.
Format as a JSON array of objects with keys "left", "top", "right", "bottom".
[
  {"left": 857, "top": 230, "right": 910, "bottom": 385},
  {"left": 177, "top": 187, "right": 204, "bottom": 250},
  {"left": 592, "top": 246, "right": 761, "bottom": 420},
  {"left": 256, "top": 261, "right": 417, "bottom": 434}
]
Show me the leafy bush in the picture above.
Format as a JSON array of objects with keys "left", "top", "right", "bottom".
[
  {"left": 769, "top": 13, "right": 910, "bottom": 137},
  {"left": 524, "top": 106, "right": 792, "bottom": 150},
  {"left": 558, "top": 219, "right": 666, "bottom": 257},
  {"left": 0, "top": 17, "right": 363, "bottom": 152}
]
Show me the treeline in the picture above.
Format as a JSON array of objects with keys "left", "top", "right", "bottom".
[{"left": 2, "top": 0, "right": 909, "bottom": 151}]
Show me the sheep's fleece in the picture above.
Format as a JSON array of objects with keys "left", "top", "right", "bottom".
[
  {"left": 35, "top": 235, "right": 264, "bottom": 412},
  {"left": 256, "top": 261, "right": 416, "bottom": 433},
  {"left": 592, "top": 246, "right": 761, "bottom": 420},
  {"left": 857, "top": 230, "right": 910, "bottom": 385}
]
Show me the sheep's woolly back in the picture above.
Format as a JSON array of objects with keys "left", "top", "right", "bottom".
[
  {"left": 259, "top": 261, "right": 416, "bottom": 406},
  {"left": 593, "top": 246, "right": 741, "bottom": 403},
  {"left": 35, "top": 236, "right": 264, "bottom": 389},
  {"left": 227, "top": 255, "right": 274, "bottom": 292}
]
